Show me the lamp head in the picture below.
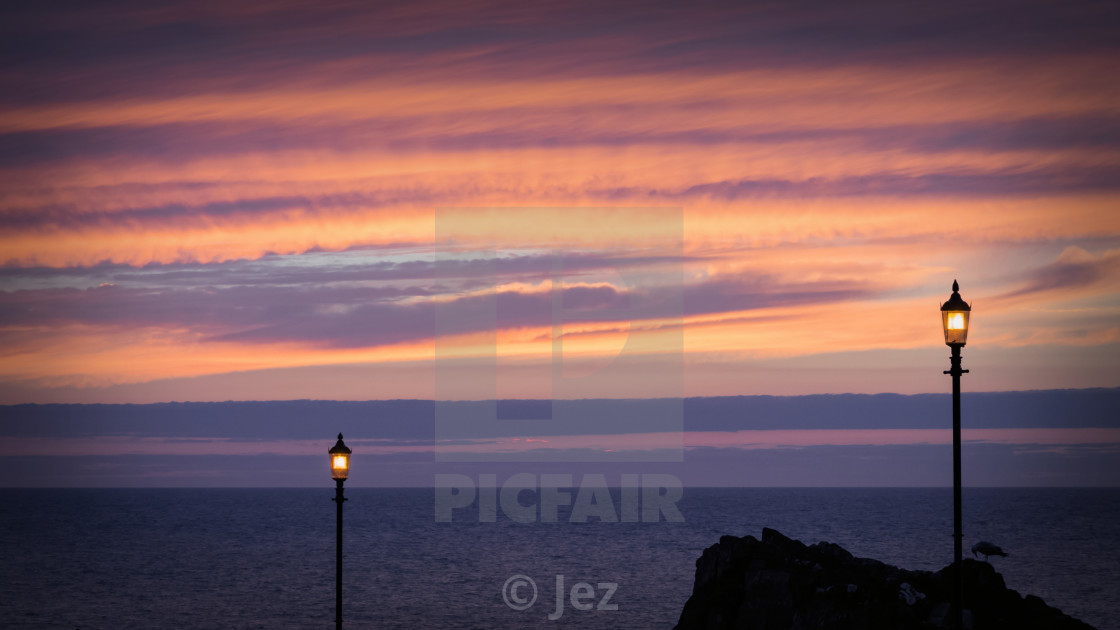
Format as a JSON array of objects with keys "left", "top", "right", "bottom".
[
  {"left": 329, "top": 433, "right": 351, "bottom": 480},
  {"left": 940, "top": 280, "right": 971, "bottom": 347}
]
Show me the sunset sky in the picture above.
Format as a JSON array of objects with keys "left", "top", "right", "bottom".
[
  {"left": 1, "top": 1, "right": 1119, "bottom": 485},
  {"left": 3, "top": 0, "right": 1119, "bottom": 404}
]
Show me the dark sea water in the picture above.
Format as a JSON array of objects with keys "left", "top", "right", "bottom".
[{"left": 1, "top": 488, "right": 1117, "bottom": 629}]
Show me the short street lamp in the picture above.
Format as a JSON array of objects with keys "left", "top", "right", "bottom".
[
  {"left": 940, "top": 281, "right": 971, "bottom": 629},
  {"left": 329, "top": 433, "right": 351, "bottom": 630}
]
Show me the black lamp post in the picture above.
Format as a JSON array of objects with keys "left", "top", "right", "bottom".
[
  {"left": 329, "top": 433, "right": 351, "bottom": 630},
  {"left": 940, "top": 280, "right": 971, "bottom": 629}
]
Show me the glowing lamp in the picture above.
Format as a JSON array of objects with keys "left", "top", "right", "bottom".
[
  {"left": 940, "top": 280, "right": 971, "bottom": 347},
  {"left": 329, "top": 433, "right": 351, "bottom": 480},
  {"left": 939, "top": 278, "right": 973, "bottom": 629}
]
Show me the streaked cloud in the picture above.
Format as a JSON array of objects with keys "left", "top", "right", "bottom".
[
  {"left": 0, "top": 0, "right": 1117, "bottom": 402},
  {"left": 997, "top": 246, "right": 1120, "bottom": 300}
]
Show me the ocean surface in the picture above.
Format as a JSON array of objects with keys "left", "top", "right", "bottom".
[{"left": 1, "top": 488, "right": 1117, "bottom": 629}]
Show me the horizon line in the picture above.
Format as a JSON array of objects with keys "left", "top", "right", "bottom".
[{"left": 5, "top": 385, "right": 1117, "bottom": 407}]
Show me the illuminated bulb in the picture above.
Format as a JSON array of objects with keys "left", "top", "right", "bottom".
[
  {"left": 948, "top": 313, "right": 964, "bottom": 330},
  {"left": 333, "top": 455, "right": 347, "bottom": 469}
]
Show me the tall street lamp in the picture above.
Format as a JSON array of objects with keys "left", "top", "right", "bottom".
[
  {"left": 940, "top": 280, "right": 971, "bottom": 629},
  {"left": 329, "top": 433, "right": 351, "bottom": 630}
]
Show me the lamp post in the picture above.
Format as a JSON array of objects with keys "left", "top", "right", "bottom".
[
  {"left": 329, "top": 433, "right": 351, "bottom": 630},
  {"left": 940, "top": 280, "right": 971, "bottom": 630}
]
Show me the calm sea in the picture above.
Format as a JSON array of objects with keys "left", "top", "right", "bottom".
[{"left": 0, "top": 488, "right": 1116, "bottom": 629}]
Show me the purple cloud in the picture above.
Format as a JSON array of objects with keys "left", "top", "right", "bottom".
[
  {"left": 0, "top": 262, "right": 869, "bottom": 348},
  {"left": 998, "top": 248, "right": 1120, "bottom": 300}
]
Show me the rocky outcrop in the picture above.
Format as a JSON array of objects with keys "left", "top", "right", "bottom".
[{"left": 675, "top": 528, "right": 1094, "bottom": 630}]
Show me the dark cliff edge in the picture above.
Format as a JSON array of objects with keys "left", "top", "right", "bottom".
[{"left": 675, "top": 528, "right": 1095, "bottom": 630}]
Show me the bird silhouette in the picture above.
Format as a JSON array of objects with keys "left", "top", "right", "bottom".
[{"left": 971, "top": 541, "right": 1008, "bottom": 561}]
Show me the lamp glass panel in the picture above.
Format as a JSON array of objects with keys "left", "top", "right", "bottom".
[
  {"left": 942, "top": 311, "right": 969, "bottom": 346},
  {"left": 331, "top": 453, "right": 349, "bottom": 479}
]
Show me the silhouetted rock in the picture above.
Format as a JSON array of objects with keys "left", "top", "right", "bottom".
[{"left": 675, "top": 528, "right": 1095, "bottom": 630}]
